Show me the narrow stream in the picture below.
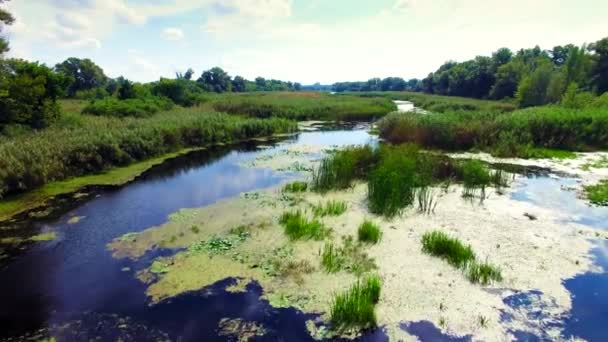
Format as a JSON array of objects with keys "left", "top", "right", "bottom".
[{"left": 0, "top": 124, "right": 606, "bottom": 341}]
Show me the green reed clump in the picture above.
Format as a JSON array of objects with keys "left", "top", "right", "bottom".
[
  {"left": 466, "top": 261, "right": 503, "bottom": 285},
  {"left": 312, "top": 200, "right": 348, "bottom": 217},
  {"left": 421, "top": 231, "right": 475, "bottom": 268},
  {"left": 585, "top": 180, "right": 608, "bottom": 206},
  {"left": 321, "top": 236, "right": 376, "bottom": 275},
  {"left": 368, "top": 148, "right": 418, "bottom": 217},
  {"left": 330, "top": 275, "right": 382, "bottom": 333},
  {"left": 279, "top": 210, "right": 330, "bottom": 241},
  {"left": 0, "top": 109, "right": 297, "bottom": 199},
  {"left": 283, "top": 181, "right": 308, "bottom": 193},
  {"left": 416, "top": 186, "right": 438, "bottom": 214},
  {"left": 460, "top": 160, "right": 491, "bottom": 198},
  {"left": 312, "top": 146, "right": 376, "bottom": 192},
  {"left": 357, "top": 220, "right": 382, "bottom": 244}
]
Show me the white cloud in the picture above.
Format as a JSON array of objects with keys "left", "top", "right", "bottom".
[{"left": 161, "top": 27, "right": 185, "bottom": 41}]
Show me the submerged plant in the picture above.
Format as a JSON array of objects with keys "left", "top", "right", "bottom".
[
  {"left": 329, "top": 275, "right": 382, "bottom": 333},
  {"left": 312, "top": 200, "right": 348, "bottom": 217},
  {"left": 421, "top": 231, "right": 475, "bottom": 268},
  {"left": 279, "top": 210, "right": 330, "bottom": 240},
  {"left": 357, "top": 220, "right": 382, "bottom": 244}
]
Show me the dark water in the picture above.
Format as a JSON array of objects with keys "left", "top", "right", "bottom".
[
  {"left": 1, "top": 127, "right": 607, "bottom": 341},
  {"left": 0, "top": 128, "right": 385, "bottom": 341}
]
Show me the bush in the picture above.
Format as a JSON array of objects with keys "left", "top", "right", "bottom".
[
  {"left": 151, "top": 78, "right": 208, "bottom": 107},
  {"left": 357, "top": 220, "right": 382, "bottom": 244},
  {"left": 82, "top": 97, "right": 173, "bottom": 118}
]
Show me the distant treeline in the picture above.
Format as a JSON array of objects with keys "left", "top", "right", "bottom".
[{"left": 332, "top": 36, "right": 608, "bottom": 108}]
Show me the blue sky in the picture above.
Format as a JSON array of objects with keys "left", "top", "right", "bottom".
[{"left": 4, "top": 0, "right": 608, "bottom": 84}]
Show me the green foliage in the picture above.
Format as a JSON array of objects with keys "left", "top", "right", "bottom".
[
  {"left": 357, "top": 220, "right": 382, "bottom": 244},
  {"left": 189, "top": 230, "right": 250, "bottom": 255},
  {"left": 212, "top": 92, "right": 396, "bottom": 121},
  {"left": 460, "top": 160, "right": 491, "bottom": 197},
  {"left": 151, "top": 78, "right": 207, "bottom": 107},
  {"left": 421, "top": 231, "right": 475, "bottom": 268},
  {"left": 82, "top": 96, "right": 173, "bottom": 118},
  {"left": 278, "top": 210, "right": 330, "bottom": 241},
  {"left": 321, "top": 236, "right": 376, "bottom": 274},
  {"left": 0, "top": 109, "right": 296, "bottom": 198},
  {"left": 312, "top": 200, "right": 347, "bottom": 217},
  {"left": 329, "top": 275, "right": 382, "bottom": 333},
  {"left": 197, "top": 67, "right": 232, "bottom": 93},
  {"left": 282, "top": 181, "right": 308, "bottom": 193},
  {"left": 55, "top": 57, "right": 107, "bottom": 97},
  {"left": 466, "top": 261, "right": 503, "bottom": 285},
  {"left": 0, "top": 59, "right": 69, "bottom": 129},
  {"left": 585, "top": 180, "right": 608, "bottom": 206},
  {"left": 516, "top": 60, "right": 555, "bottom": 107},
  {"left": 312, "top": 146, "right": 376, "bottom": 192}
]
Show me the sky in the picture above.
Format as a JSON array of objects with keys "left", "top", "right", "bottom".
[{"left": 3, "top": 0, "right": 608, "bottom": 84}]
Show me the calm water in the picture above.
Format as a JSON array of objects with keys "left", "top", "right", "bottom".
[{"left": 1, "top": 126, "right": 607, "bottom": 341}]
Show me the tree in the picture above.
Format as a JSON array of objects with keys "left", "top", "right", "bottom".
[
  {"left": 492, "top": 47, "right": 513, "bottom": 68},
  {"left": 176, "top": 68, "right": 194, "bottom": 81},
  {"left": 489, "top": 59, "right": 526, "bottom": 99},
  {"left": 117, "top": 77, "right": 136, "bottom": 100},
  {"left": 516, "top": 61, "right": 554, "bottom": 107},
  {"left": 294, "top": 82, "right": 302, "bottom": 91},
  {"left": 197, "top": 67, "right": 231, "bottom": 93},
  {"left": 0, "top": 0, "right": 14, "bottom": 55},
  {"left": 0, "top": 59, "right": 70, "bottom": 129},
  {"left": 231, "top": 76, "right": 246, "bottom": 92},
  {"left": 590, "top": 37, "right": 608, "bottom": 94},
  {"left": 255, "top": 77, "right": 267, "bottom": 90},
  {"left": 55, "top": 58, "right": 107, "bottom": 97}
]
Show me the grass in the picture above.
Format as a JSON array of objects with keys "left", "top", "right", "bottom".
[
  {"left": 312, "top": 200, "right": 347, "bottom": 217},
  {"left": 283, "top": 181, "right": 308, "bottom": 193},
  {"left": 416, "top": 186, "right": 438, "bottom": 214},
  {"left": 378, "top": 105, "right": 608, "bottom": 157},
  {"left": 357, "top": 220, "right": 382, "bottom": 244},
  {"left": 329, "top": 275, "right": 382, "bottom": 333},
  {"left": 279, "top": 210, "right": 330, "bottom": 240},
  {"left": 320, "top": 236, "right": 376, "bottom": 275},
  {"left": 422, "top": 230, "right": 502, "bottom": 285},
  {"left": 460, "top": 160, "right": 491, "bottom": 198},
  {"left": 585, "top": 180, "right": 608, "bottom": 206},
  {"left": 312, "top": 146, "right": 376, "bottom": 192},
  {"left": 0, "top": 107, "right": 296, "bottom": 208},
  {"left": 211, "top": 92, "right": 396, "bottom": 121}
]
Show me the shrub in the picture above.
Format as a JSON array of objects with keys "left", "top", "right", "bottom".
[
  {"left": 421, "top": 231, "right": 475, "bottom": 268},
  {"left": 279, "top": 210, "right": 330, "bottom": 240},
  {"left": 357, "top": 220, "right": 382, "bottom": 244},
  {"left": 330, "top": 275, "right": 382, "bottom": 333}
]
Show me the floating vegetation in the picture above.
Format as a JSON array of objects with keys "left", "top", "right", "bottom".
[
  {"left": 329, "top": 275, "right": 382, "bottom": 333},
  {"left": 320, "top": 236, "right": 376, "bottom": 275},
  {"left": 312, "top": 200, "right": 348, "bottom": 217},
  {"left": 283, "top": 181, "right": 308, "bottom": 193},
  {"left": 357, "top": 220, "right": 382, "bottom": 244},
  {"left": 422, "top": 230, "right": 502, "bottom": 285},
  {"left": 189, "top": 230, "right": 250, "bottom": 255},
  {"left": 279, "top": 210, "right": 330, "bottom": 241},
  {"left": 150, "top": 260, "right": 170, "bottom": 274},
  {"left": 29, "top": 232, "right": 57, "bottom": 242},
  {"left": 190, "top": 225, "right": 201, "bottom": 234},
  {"left": 168, "top": 209, "right": 198, "bottom": 223},
  {"left": 217, "top": 318, "right": 268, "bottom": 341},
  {"left": 585, "top": 180, "right": 608, "bottom": 206},
  {"left": 118, "top": 232, "right": 139, "bottom": 242},
  {"left": 582, "top": 156, "right": 608, "bottom": 171}
]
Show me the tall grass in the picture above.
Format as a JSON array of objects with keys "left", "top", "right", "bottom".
[
  {"left": 466, "top": 261, "right": 503, "bottom": 285},
  {"left": 312, "top": 146, "right": 376, "bottom": 192},
  {"left": 357, "top": 220, "right": 382, "bottom": 244},
  {"left": 378, "top": 105, "right": 608, "bottom": 156},
  {"left": 279, "top": 210, "right": 330, "bottom": 240},
  {"left": 330, "top": 275, "right": 382, "bottom": 333},
  {"left": 585, "top": 180, "right": 608, "bottom": 206},
  {"left": 0, "top": 108, "right": 297, "bottom": 199},
  {"left": 460, "top": 160, "right": 491, "bottom": 199},
  {"left": 212, "top": 92, "right": 396, "bottom": 121},
  {"left": 312, "top": 200, "right": 348, "bottom": 217}
]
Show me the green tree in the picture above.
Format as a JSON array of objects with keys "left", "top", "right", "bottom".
[
  {"left": 232, "top": 75, "right": 246, "bottom": 92},
  {"left": 176, "top": 68, "right": 194, "bottom": 80},
  {"left": 117, "top": 77, "right": 136, "bottom": 100},
  {"left": 490, "top": 59, "right": 526, "bottom": 99},
  {"left": 590, "top": 37, "right": 608, "bottom": 94},
  {"left": 492, "top": 47, "right": 513, "bottom": 67},
  {"left": 545, "top": 71, "right": 567, "bottom": 103},
  {"left": 516, "top": 60, "right": 554, "bottom": 107},
  {"left": 0, "top": 59, "right": 70, "bottom": 129},
  {"left": 0, "top": 0, "right": 14, "bottom": 55},
  {"left": 55, "top": 57, "right": 107, "bottom": 97},
  {"left": 197, "top": 67, "right": 232, "bottom": 93}
]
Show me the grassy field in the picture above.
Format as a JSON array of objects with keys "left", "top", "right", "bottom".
[
  {"left": 348, "top": 91, "right": 517, "bottom": 113},
  {"left": 211, "top": 92, "right": 396, "bottom": 120}
]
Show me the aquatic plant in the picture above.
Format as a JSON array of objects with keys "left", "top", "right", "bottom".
[
  {"left": 312, "top": 146, "right": 376, "bottom": 192},
  {"left": 460, "top": 160, "right": 491, "bottom": 199},
  {"left": 466, "top": 261, "right": 503, "bottom": 285},
  {"left": 189, "top": 230, "right": 250, "bottom": 255},
  {"left": 312, "top": 200, "right": 348, "bottom": 217},
  {"left": 329, "top": 275, "right": 382, "bottom": 333},
  {"left": 421, "top": 231, "right": 475, "bottom": 268},
  {"left": 279, "top": 210, "right": 330, "bottom": 240},
  {"left": 357, "top": 220, "right": 382, "bottom": 244},
  {"left": 282, "top": 181, "right": 308, "bottom": 193},
  {"left": 321, "top": 243, "right": 344, "bottom": 273},
  {"left": 320, "top": 236, "right": 376, "bottom": 275},
  {"left": 416, "top": 186, "right": 438, "bottom": 214},
  {"left": 190, "top": 225, "right": 200, "bottom": 234},
  {"left": 585, "top": 180, "right": 608, "bottom": 206}
]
